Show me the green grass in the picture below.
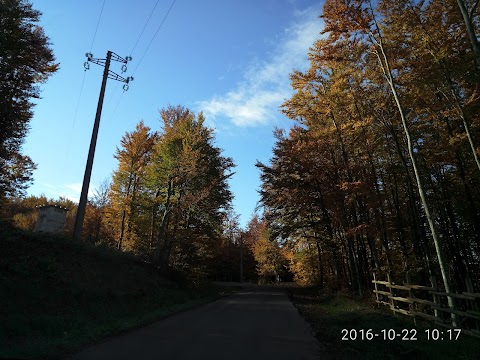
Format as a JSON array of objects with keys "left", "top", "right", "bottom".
[
  {"left": 289, "top": 288, "right": 480, "bottom": 360},
  {"left": 0, "top": 223, "right": 234, "bottom": 359}
]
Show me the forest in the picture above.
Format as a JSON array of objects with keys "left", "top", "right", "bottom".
[
  {"left": 2, "top": 0, "right": 480, "bottom": 294},
  {"left": 257, "top": 0, "right": 480, "bottom": 297}
]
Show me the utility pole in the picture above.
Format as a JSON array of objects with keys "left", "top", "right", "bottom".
[{"left": 73, "top": 51, "right": 133, "bottom": 241}]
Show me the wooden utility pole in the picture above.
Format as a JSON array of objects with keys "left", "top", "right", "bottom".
[{"left": 73, "top": 51, "right": 133, "bottom": 240}]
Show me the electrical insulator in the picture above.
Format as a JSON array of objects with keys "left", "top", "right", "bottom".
[{"left": 84, "top": 62, "right": 90, "bottom": 70}]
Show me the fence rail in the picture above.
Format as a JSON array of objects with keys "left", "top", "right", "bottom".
[{"left": 372, "top": 273, "right": 480, "bottom": 339}]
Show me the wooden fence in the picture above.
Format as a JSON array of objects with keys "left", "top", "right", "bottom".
[{"left": 372, "top": 273, "right": 480, "bottom": 338}]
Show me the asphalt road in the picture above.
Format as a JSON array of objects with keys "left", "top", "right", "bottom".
[{"left": 68, "top": 286, "right": 320, "bottom": 360}]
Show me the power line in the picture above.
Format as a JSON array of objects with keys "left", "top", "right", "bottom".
[
  {"left": 110, "top": 90, "right": 126, "bottom": 120},
  {"left": 79, "top": 0, "right": 176, "bottom": 140},
  {"left": 132, "top": 0, "right": 177, "bottom": 76},
  {"left": 103, "top": 82, "right": 125, "bottom": 123},
  {"left": 105, "top": 81, "right": 121, "bottom": 108},
  {"left": 129, "top": 0, "right": 162, "bottom": 56},
  {"left": 72, "top": 70, "right": 87, "bottom": 129},
  {"left": 100, "top": 0, "right": 172, "bottom": 124},
  {"left": 65, "top": 70, "right": 88, "bottom": 165},
  {"left": 74, "top": 0, "right": 106, "bottom": 128},
  {"left": 71, "top": 0, "right": 107, "bottom": 132},
  {"left": 66, "top": 0, "right": 106, "bottom": 167},
  {"left": 66, "top": 1, "right": 106, "bottom": 166},
  {"left": 100, "top": 0, "right": 162, "bottom": 123},
  {"left": 90, "top": 0, "right": 106, "bottom": 52}
]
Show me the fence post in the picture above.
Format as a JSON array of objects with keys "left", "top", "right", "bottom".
[
  {"left": 430, "top": 275, "right": 442, "bottom": 322},
  {"left": 373, "top": 272, "right": 379, "bottom": 305},
  {"left": 465, "top": 277, "right": 477, "bottom": 310},
  {"left": 406, "top": 272, "right": 416, "bottom": 325},
  {"left": 465, "top": 277, "right": 479, "bottom": 331},
  {"left": 387, "top": 272, "right": 395, "bottom": 313}
]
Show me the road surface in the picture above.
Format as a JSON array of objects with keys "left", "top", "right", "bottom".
[{"left": 68, "top": 286, "right": 321, "bottom": 360}]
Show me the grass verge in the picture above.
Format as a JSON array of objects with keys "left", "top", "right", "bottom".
[
  {"left": 289, "top": 288, "right": 480, "bottom": 360},
  {"left": 0, "top": 224, "right": 236, "bottom": 359}
]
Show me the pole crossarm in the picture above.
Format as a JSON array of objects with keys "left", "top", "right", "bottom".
[
  {"left": 87, "top": 57, "right": 107, "bottom": 67},
  {"left": 86, "top": 51, "right": 131, "bottom": 64},
  {"left": 85, "top": 51, "right": 134, "bottom": 85},
  {"left": 110, "top": 52, "right": 132, "bottom": 64},
  {"left": 107, "top": 70, "right": 133, "bottom": 83}
]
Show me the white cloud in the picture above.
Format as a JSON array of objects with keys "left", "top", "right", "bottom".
[
  {"left": 198, "top": 9, "right": 323, "bottom": 128},
  {"left": 65, "top": 183, "right": 82, "bottom": 194},
  {"left": 201, "top": 88, "right": 289, "bottom": 127},
  {"left": 60, "top": 183, "right": 95, "bottom": 202}
]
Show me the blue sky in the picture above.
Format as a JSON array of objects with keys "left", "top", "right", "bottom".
[{"left": 25, "top": 0, "right": 324, "bottom": 227}]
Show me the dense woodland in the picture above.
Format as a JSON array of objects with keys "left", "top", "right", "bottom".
[
  {"left": 258, "top": 0, "right": 480, "bottom": 295},
  {"left": 2, "top": 0, "right": 480, "bottom": 294}
]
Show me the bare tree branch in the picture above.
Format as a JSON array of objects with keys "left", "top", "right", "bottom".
[{"left": 469, "top": 0, "right": 480, "bottom": 19}]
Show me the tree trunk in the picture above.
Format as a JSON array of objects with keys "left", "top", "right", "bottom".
[
  {"left": 156, "top": 178, "right": 174, "bottom": 265},
  {"left": 456, "top": 0, "right": 480, "bottom": 67},
  {"left": 118, "top": 173, "right": 133, "bottom": 250},
  {"left": 368, "top": 8, "right": 456, "bottom": 319},
  {"left": 149, "top": 189, "right": 160, "bottom": 252}
]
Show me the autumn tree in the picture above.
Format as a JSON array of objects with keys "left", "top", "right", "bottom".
[
  {"left": 214, "top": 209, "right": 241, "bottom": 281},
  {"left": 250, "top": 217, "right": 288, "bottom": 284},
  {"left": 258, "top": 126, "right": 368, "bottom": 292},
  {"left": 109, "top": 121, "right": 157, "bottom": 251},
  {"left": 240, "top": 214, "right": 263, "bottom": 282},
  {"left": 83, "top": 179, "right": 116, "bottom": 244},
  {"left": 318, "top": 0, "right": 452, "bottom": 299},
  {"left": 0, "top": 0, "right": 58, "bottom": 199},
  {"left": 208, "top": 209, "right": 254, "bottom": 282},
  {"left": 145, "top": 105, "right": 235, "bottom": 279}
]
